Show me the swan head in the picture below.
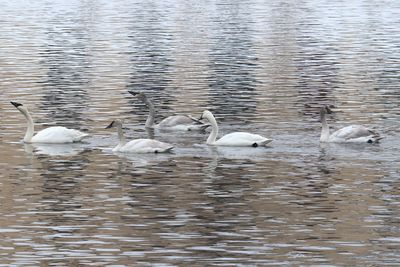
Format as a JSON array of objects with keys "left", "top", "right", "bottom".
[
  {"left": 320, "top": 105, "right": 333, "bottom": 117},
  {"left": 105, "top": 119, "right": 123, "bottom": 129},
  {"left": 11, "top": 101, "right": 29, "bottom": 113},
  {"left": 128, "top": 91, "right": 148, "bottom": 102},
  {"left": 200, "top": 110, "right": 213, "bottom": 121}
]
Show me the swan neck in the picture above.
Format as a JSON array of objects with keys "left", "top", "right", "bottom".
[
  {"left": 320, "top": 112, "right": 330, "bottom": 142},
  {"left": 206, "top": 113, "right": 218, "bottom": 144},
  {"left": 145, "top": 99, "right": 155, "bottom": 128},
  {"left": 116, "top": 123, "right": 127, "bottom": 147},
  {"left": 20, "top": 108, "right": 34, "bottom": 143}
]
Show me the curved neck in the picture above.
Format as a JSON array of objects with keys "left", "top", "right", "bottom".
[
  {"left": 205, "top": 113, "right": 219, "bottom": 144},
  {"left": 20, "top": 108, "right": 35, "bottom": 143},
  {"left": 144, "top": 99, "right": 155, "bottom": 128},
  {"left": 320, "top": 111, "right": 330, "bottom": 142},
  {"left": 116, "top": 123, "right": 127, "bottom": 148}
]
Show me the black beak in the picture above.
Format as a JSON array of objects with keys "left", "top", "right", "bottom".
[
  {"left": 11, "top": 101, "right": 23, "bottom": 108},
  {"left": 325, "top": 105, "right": 333, "bottom": 114},
  {"left": 128, "top": 91, "right": 139, "bottom": 96},
  {"left": 105, "top": 121, "right": 115, "bottom": 129}
]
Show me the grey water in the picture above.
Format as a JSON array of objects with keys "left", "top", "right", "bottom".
[{"left": 1, "top": 0, "right": 400, "bottom": 266}]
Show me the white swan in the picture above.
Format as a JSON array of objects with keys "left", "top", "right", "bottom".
[
  {"left": 320, "top": 106, "right": 381, "bottom": 143},
  {"left": 11, "top": 101, "right": 89, "bottom": 143},
  {"left": 200, "top": 110, "right": 272, "bottom": 147},
  {"left": 105, "top": 119, "right": 174, "bottom": 153},
  {"left": 129, "top": 91, "right": 210, "bottom": 131}
]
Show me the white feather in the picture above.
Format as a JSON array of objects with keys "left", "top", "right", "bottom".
[
  {"left": 118, "top": 139, "right": 174, "bottom": 153},
  {"left": 31, "top": 126, "right": 88, "bottom": 143},
  {"left": 201, "top": 110, "right": 272, "bottom": 147},
  {"left": 107, "top": 119, "right": 174, "bottom": 153},
  {"left": 320, "top": 107, "right": 381, "bottom": 143},
  {"left": 11, "top": 102, "right": 88, "bottom": 144},
  {"left": 130, "top": 91, "right": 210, "bottom": 131}
]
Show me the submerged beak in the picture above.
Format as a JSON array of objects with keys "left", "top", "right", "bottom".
[
  {"left": 10, "top": 101, "right": 23, "bottom": 108},
  {"left": 105, "top": 121, "right": 115, "bottom": 129}
]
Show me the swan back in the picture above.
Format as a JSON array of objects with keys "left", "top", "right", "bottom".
[
  {"left": 157, "top": 115, "right": 210, "bottom": 131},
  {"left": 129, "top": 91, "right": 209, "bottom": 131},
  {"left": 329, "top": 125, "right": 381, "bottom": 143},
  {"left": 31, "top": 127, "right": 89, "bottom": 143},
  {"left": 215, "top": 132, "right": 272, "bottom": 147},
  {"left": 119, "top": 139, "right": 174, "bottom": 153},
  {"left": 106, "top": 119, "right": 174, "bottom": 153}
]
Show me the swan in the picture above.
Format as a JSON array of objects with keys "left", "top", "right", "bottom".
[
  {"left": 105, "top": 119, "right": 174, "bottom": 153},
  {"left": 128, "top": 91, "right": 210, "bottom": 131},
  {"left": 199, "top": 110, "right": 272, "bottom": 147},
  {"left": 11, "top": 101, "right": 88, "bottom": 143},
  {"left": 320, "top": 105, "right": 381, "bottom": 143}
]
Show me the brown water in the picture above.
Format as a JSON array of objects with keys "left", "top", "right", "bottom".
[{"left": 1, "top": 0, "right": 400, "bottom": 266}]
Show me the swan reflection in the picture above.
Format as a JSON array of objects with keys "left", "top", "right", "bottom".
[
  {"left": 109, "top": 150, "right": 174, "bottom": 168},
  {"left": 205, "top": 145, "right": 271, "bottom": 161},
  {"left": 24, "top": 143, "right": 86, "bottom": 156}
]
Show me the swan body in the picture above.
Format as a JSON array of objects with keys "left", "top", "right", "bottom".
[
  {"left": 30, "top": 126, "right": 88, "bottom": 143},
  {"left": 320, "top": 106, "right": 381, "bottom": 143},
  {"left": 129, "top": 91, "right": 210, "bottom": 131},
  {"left": 106, "top": 119, "right": 174, "bottom": 153},
  {"left": 11, "top": 101, "right": 88, "bottom": 143},
  {"left": 200, "top": 110, "right": 272, "bottom": 147}
]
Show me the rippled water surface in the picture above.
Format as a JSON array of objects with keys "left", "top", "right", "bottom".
[{"left": 1, "top": 0, "right": 400, "bottom": 266}]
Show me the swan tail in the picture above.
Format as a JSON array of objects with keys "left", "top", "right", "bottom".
[
  {"left": 74, "top": 132, "right": 90, "bottom": 142},
  {"left": 165, "top": 146, "right": 174, "bottom": 152},
  {"left": 369, "top": 135, "right": 383, "bottom": 143},
  {"left": 260, "top": 138, "right": 273, "bottom": 146},
  {"left": 368, "top": 130, "right": 382, "bottom": 143},
  {"left": 155, "top": 146, "right": 174, "bottom": 153}
]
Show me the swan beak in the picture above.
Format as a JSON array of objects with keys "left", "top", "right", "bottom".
[
  {"left": 128, "top": 91, "right": 139, "bottom": 96},
  {"left": 11, "top": 101, "right": 23, "bottom": 108},
  {"left": 105, "top": 121, "right": 115, "bottom": 129},
  {"left": 325, "top": 106, "right": 333, "bottom": 114}
]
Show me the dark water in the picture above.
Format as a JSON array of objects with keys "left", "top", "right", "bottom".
[{"left": 1, "top": 0, "right": 400, "bottom": 266}]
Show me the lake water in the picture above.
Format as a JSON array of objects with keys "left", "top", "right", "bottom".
[{"left": 1, "top": 0, "right": 400, "bottom": 266}]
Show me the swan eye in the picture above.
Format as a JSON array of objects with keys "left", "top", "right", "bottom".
[
  {"left": 367, "top": 139, "right": 373, "bottom": 143},
  {"left": 252, "top": 143, "right": 258, "bottom": 147}
]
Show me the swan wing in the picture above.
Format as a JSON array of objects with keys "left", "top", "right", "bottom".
[
  {"left": 31, "top": 126, "right": 88, "bottom": 143},
  {"left": 158, "top": 115, "right": 194, "bottom": 127},
  {"left": 157, "top": 115, "right": 209, "bottom": 131},
  {"left": 215, "top": 132, "right": 272, "bottom": 147},
  {"left": 330, "top": 125, "right": 380, "bottom": 143},
  {"left": 119, "top": 139, "right": 174, "bottom": 153}
]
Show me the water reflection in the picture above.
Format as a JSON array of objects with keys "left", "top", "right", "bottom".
[
  {"left": 207, "top": 3, "right": 259, "bottom": 122},
  {"left": 24, "top": 143, "right": 86, "bottom": 157},
  {"left": 38, "top": 7, "right": 91, "bottom": 129},
  {"left": 125, "top": 2, "right": 175, "bottom": 121},
  {"left": 205, "top": 145, "right": 272, "bottom": 161}
]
